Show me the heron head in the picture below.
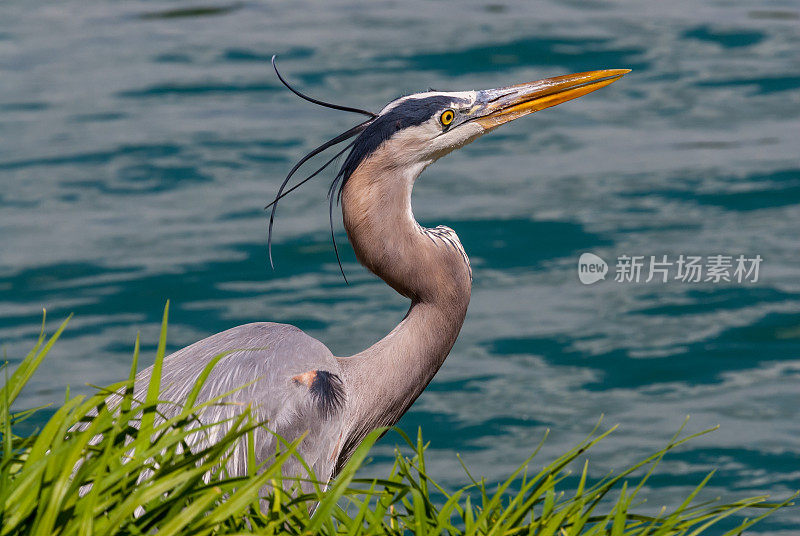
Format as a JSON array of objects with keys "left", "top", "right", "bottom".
[{"left": 339, "top": 69, "right": 630, "bottom": 176}]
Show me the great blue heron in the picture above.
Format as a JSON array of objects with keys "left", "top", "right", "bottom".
[{"left": 133, "top": 59, "right": 628, "bottom": 489}]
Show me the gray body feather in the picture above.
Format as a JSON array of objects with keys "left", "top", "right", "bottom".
[{"left": 135, "top": 322, "right": 346, "bottom": 487}]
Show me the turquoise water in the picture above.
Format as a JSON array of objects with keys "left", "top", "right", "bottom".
[{"left": 2, "top": 1, "right": 799, "bottom": 531}]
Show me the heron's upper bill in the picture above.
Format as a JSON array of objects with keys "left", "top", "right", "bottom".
[{"left": 472, "top": 69, "right": 631, "bottom": 130}]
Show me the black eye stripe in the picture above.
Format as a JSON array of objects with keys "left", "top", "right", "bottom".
[{"left": 337, "top": 96, "right": 469, "bottom": 194}]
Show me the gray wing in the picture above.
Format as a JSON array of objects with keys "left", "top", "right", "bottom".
[{"left": 133, "top": 322, "right": 347, "bottom": 487}]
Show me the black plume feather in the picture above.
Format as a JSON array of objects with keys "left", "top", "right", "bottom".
[
  {"left": 267, "top": 56, "right": 377, "bottom": 280},
  {"left": 271, "top": 56, "right": 376, "bottom": 118}
]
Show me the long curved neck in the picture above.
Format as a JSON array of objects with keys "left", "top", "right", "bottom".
[{"left": 336, "top": 156, "right": 472, "bottom": 460}]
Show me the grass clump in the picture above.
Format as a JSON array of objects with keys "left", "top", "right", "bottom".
[{"left": 1, "top": 306, "right": 795, "bottom": 535}]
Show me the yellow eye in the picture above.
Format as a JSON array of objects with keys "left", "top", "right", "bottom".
[{"left": 440, "top": 109, "right": 455, "bottom": 126}]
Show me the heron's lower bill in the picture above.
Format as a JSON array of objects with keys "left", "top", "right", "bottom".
[{"left": 474, "top": 69, "right": 630, "bottom": 130}]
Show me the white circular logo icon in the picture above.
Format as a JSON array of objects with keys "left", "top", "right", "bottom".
[{"left": 578, "top": 253, "right": 608, "bottom": 285}]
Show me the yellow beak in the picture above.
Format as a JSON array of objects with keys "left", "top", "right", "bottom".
[{"left": 473, "top": 69, "right": 630, "bottom": 130}]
